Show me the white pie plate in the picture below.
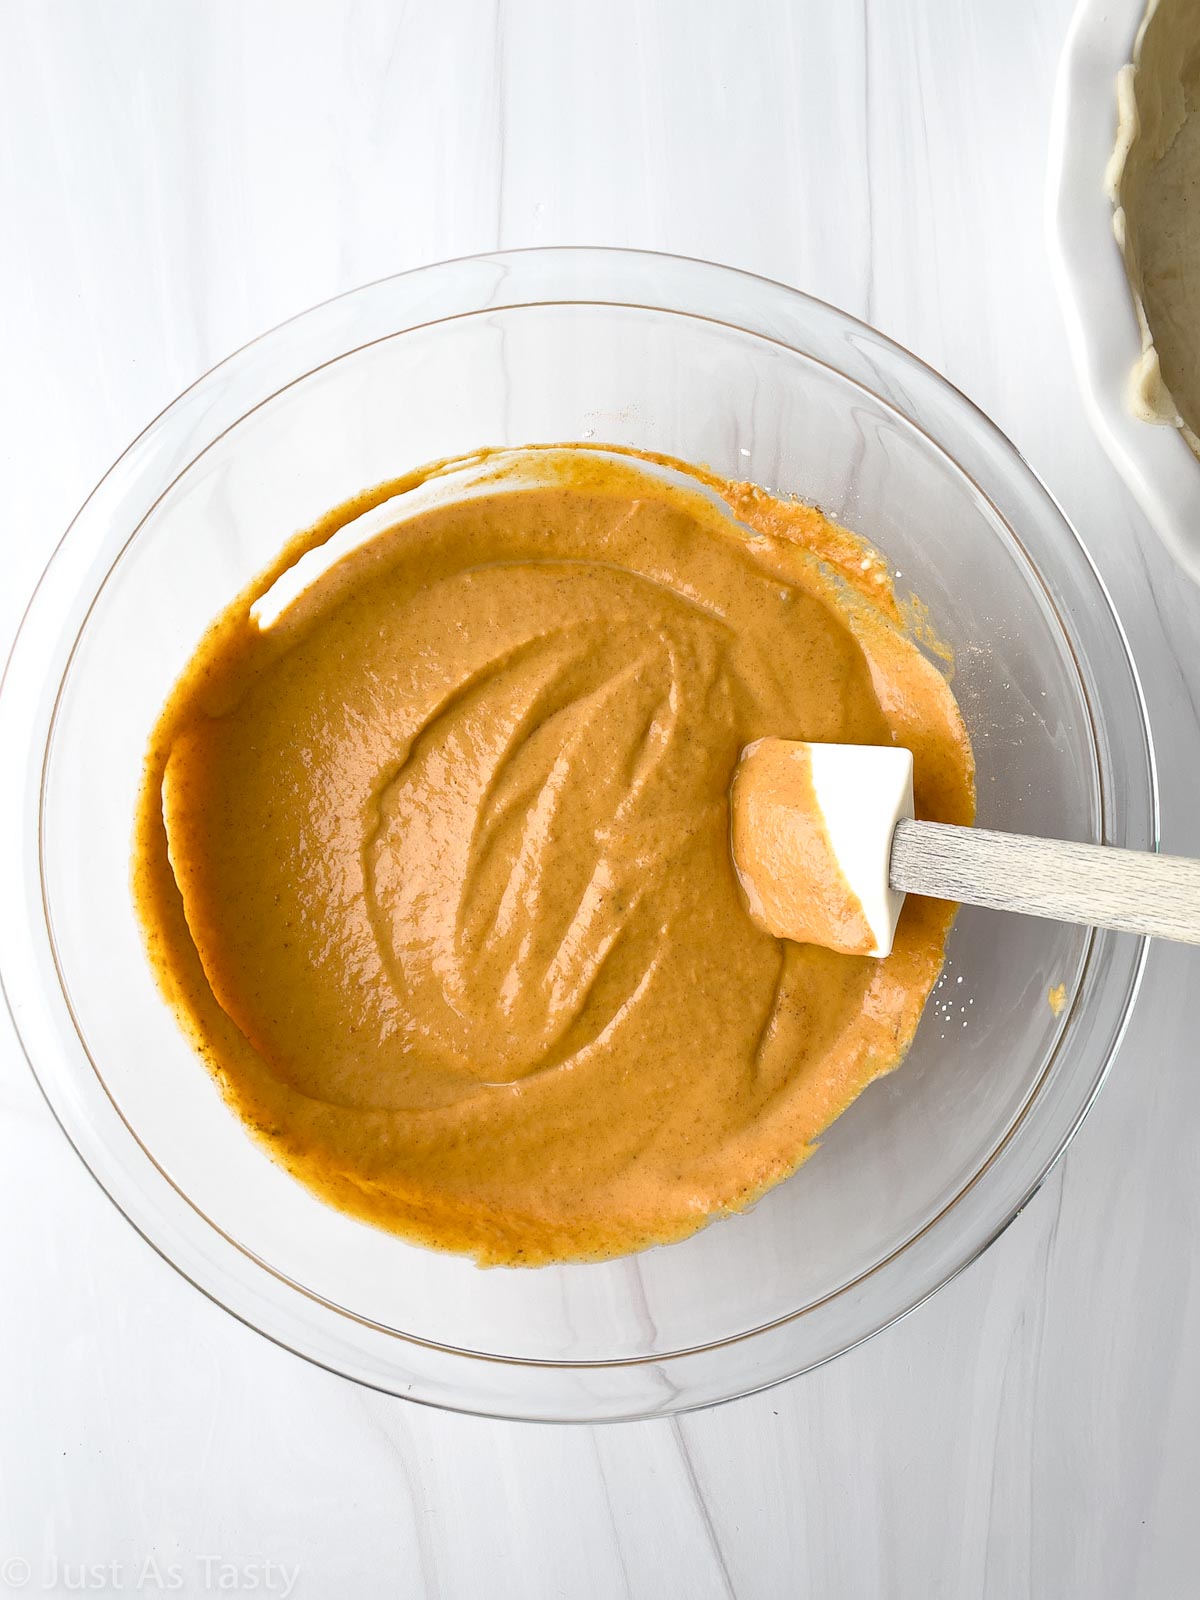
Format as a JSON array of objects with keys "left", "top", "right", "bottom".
[{"left": 1048, "top": 0, "right": 1200, "bottom": 585}]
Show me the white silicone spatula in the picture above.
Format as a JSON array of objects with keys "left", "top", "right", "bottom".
[{"left": 731, "top": 739, "right": 1200, "bottom": 958}]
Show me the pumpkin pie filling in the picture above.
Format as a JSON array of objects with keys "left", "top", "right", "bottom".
[{"left": 134, "top": 447, "right": 974, "bottom": 1265}]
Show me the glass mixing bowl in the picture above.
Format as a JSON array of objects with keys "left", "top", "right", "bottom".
[{"left": 0, "top": 249, "right": 1155, "bottom": 1421}]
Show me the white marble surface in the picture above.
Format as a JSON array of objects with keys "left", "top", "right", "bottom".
[{"left": 2, "top": 1, "right": 1198, "bottom": 1595}]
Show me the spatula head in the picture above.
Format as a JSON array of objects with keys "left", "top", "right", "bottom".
[{"left": 731, "top": 740, "right": 914, "bottom": 957}]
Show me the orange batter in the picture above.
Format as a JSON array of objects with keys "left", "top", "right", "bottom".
[{"left": 133, "top": 446, "right": 974, "bottom": 1266}]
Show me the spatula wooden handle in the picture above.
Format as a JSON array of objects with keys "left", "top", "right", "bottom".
[{"left": 890, "top": 818, "right": 1200, "bottom": 945}]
